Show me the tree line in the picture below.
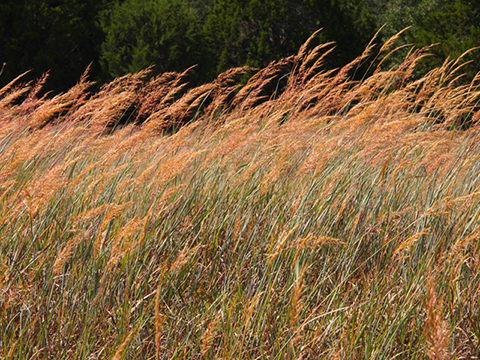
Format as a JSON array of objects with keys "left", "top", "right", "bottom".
[{"left": 1, "top": 0, "right": 479, "bottom": 94}]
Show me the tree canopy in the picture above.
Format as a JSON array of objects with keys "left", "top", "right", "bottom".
[
  {"left": 0, "top": 0, "right": 108, "bottom": 93},
  {"left": 203, "top": 0, "right": 374, "bottom": 73},
  {"left": 99, "top": 0, "right": 211, "bottom": 84},
  {"left": 1, "top": 0, "right": 479, "bottom": 93}
]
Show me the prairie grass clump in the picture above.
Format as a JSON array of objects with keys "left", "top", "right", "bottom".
[{"left": 1, "top": 31, "right": 480, "bottom": 359}]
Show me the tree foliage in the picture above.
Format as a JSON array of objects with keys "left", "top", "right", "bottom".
[
  {"left": 204, "top": 0, "right": 375, "bottom": 73},
  {"left": 0, "top": 0, "right": 107, "bottom": 93},
  {"left": 99, "top": 0, "right": 211, "bottom": 84},
  {"left": 366, "top": 0, "right": 480, "bottom": 79},
  {"left": 414, "top": 0, "right": 480, "bottom": 78},
  {"left": 1, "top": 0, "right": 480, "bottom": 93}
]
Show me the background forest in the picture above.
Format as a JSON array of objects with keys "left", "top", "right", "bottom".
[{"left": 1, "top": 0, "right": 480, "bottom": 93}]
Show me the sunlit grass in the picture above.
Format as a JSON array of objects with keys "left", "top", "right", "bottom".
[{"left": 1, "top": 31, "right": 480, "bottom": 359}]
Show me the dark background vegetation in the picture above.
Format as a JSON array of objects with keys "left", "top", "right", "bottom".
[{"left": 1, "top": 0, "right": 480, "bottom": 94}]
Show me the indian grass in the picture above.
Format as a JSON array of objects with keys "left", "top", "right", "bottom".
[{"left": 1, "top": 32, "right": 480, "bottom": 359}]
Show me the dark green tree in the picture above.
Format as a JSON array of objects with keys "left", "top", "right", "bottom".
[
  {"left": 365, "top": 0, "right": 480, "bottom": 79},
  {"left": 414, "top": 0, "right": 480, "bottom": 78},
  {"left": 99, "top": 0, "right": 212, "bottom": 84},
  {"left": 0, "top": 0, "right": 108, "bottom": 93},
  {"left": 203, "top": 0, "right": 376, "bottom": 74}
]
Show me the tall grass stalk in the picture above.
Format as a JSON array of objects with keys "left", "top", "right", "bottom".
[{"left": 1, "top": 31, "right": 480, "bottom": 358}]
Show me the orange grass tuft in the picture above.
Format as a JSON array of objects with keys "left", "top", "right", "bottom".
[
  {"left": 424, "top": 276, "right": 451, "bottom": 360},
  {"left": 2, "top": 30, "right": 480, "bottom": 359}
]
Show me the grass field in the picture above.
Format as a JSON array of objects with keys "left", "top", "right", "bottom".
[{"left": 1, "top": 32, "right": 480, "bottom": 359}]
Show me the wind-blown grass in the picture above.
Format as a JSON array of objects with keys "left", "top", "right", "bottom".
[{"left": 1, "top": 31, "right": 480, "bottom": 359}]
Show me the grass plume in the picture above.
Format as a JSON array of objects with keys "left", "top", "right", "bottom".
[{"left": 1, "top": 31, "right": 480, "bottom": 358}]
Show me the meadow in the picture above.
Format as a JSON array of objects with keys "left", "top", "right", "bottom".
[{"left": 0, "top": 31, "right": 480, "bottom": 359}]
